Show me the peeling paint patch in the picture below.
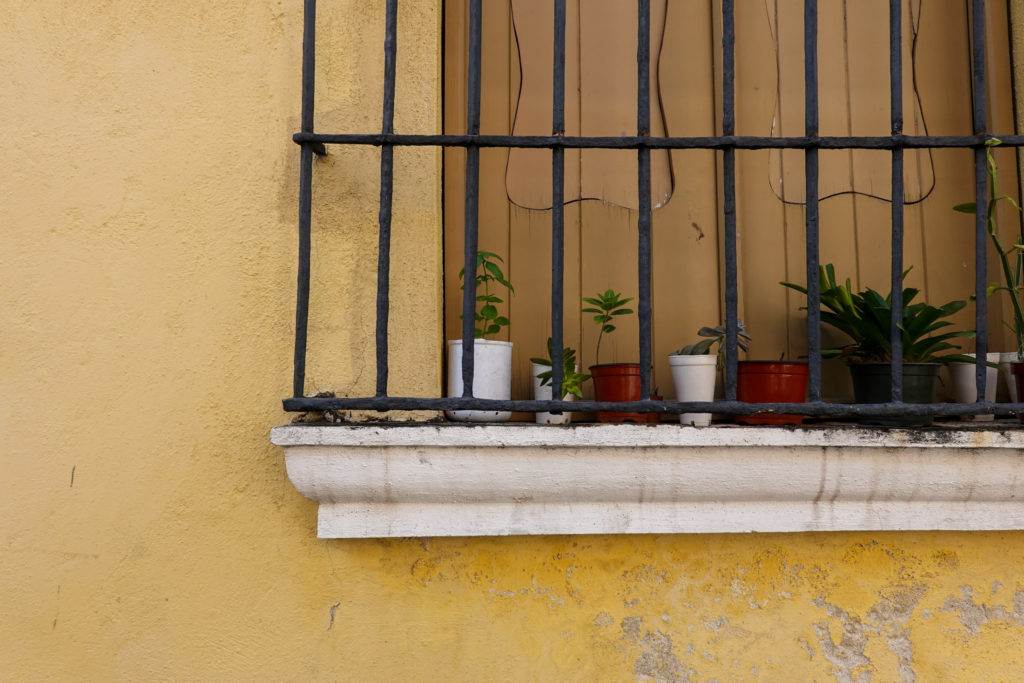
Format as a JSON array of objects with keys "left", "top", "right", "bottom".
[
  {"left": 594, "top": 612, "right": 615, "bottom": 628},
  {"left": 814, "top": 583, "right": 926, "bottom": 683},
  {"left": 939, "top": 585, "right": 1024, "bottom": 636},
  {"left": 621, "top": 616, "right": 688, "bottom": 682}
]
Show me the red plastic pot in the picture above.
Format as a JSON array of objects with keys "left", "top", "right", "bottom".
[
  {"left": 589, "top": 363, "right": 648, "bottom": 423},
  {"left": 735, "top": 360, "right": 809, "bottom": 425},
  {"left": 1013, "top": 362, "right": 1024, "bottom": 423}
]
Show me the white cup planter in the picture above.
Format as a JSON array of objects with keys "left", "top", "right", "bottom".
[
  {"left": 446, "top": 339, "right": 513, "bottom": 422},
  {"left": 531, "top": 361, "right": 576, "bottom": 424},
  {"left": 950, "top": 353, "right": 1000, "bottom": 421},
  {"left": 668, "top": 354, "right": 718, "bottom": 426}
]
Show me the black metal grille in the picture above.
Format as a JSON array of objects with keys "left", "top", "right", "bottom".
[{"left": 284, "top": 0, "right": 1024, "bottom": 420}]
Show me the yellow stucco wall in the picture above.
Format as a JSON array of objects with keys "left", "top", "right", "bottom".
[{"left": 4, "top": 2, "right": 1024, "bottom": 680}]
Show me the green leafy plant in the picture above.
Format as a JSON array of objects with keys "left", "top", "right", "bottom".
[
  {"left": 953, "top": 137, "right": 1024, "bottom": 359},
  {"left": 671, "top": 321, "right": 752, "bottom": 368},
  {"left": 581, "top": 289, "right": 634, "bottom": 365},
  {"left": 459, "top": 250, "right": 514, "bottom": 338},
  {"left": 530, "top": 338, "right": 591, "bottom": 399},
  {"left": 780, "top": 264, "right": 975, "bottom": 363}
]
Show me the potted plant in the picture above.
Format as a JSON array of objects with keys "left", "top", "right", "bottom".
[
  {"left": 581, "top": 289, "right": 646, "bottom": 423},
  {"left": 954, "top": 138, "right": 1024, "bottom": 413},
  {"left": 782, "top": 264, "right": 975, "bottom": 427},
  {"left": 529, "top": 338, "right": 590, "bottom": 424},
  {"left": 668, "top": 322, "right": 751, "bottom": 426},
  {"left": 734, "top": 356, "right": 810, "bottom": 426},
  {"left": 446, "top": 251, "right": 514, "bottom": 422}
]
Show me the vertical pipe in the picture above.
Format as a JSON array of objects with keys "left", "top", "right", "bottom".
[
  {"left": 637, "top": 0, "right": 653, "bottom": 401},
  {"left": 889, "top": 0, "right": 904, "bottom": 401},
  {"left": 375, "top": 0, "right": 399, "bottom": 398},
  {"left": 293, "top": 0, "right": 318, "bottom": 398},
  {"left": 722, "top": 0, "right": 739, "bottom": 400},
  {"left": 461, "top": 0, "right": 482, "bottom": 397},
  {"left": 804, "top": 0, "right": 822, "bottom": 402},
  {"left": 972, "top": 0, "right": 989, "bottom": 401},
  {"left": 550, "top": 0, "right": 567, "bottom": 400}
]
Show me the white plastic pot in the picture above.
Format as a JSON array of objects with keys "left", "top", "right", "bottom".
[
  {"left": 531, "top": 361, "right": 575, "bottom": 424},
  {"left": 446, "top": 339, "right": 513, "bottom": 422},
  {"left": 950, "top": 353, "right": 1000, "bottom": 421},
  {"left": 668, "top": 354, "right": 718, "bottom": 426},
  {"left": 999, "top": 352, "right": 1020, "bottom": 404}
]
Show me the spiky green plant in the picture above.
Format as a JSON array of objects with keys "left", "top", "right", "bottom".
[
  {"left": 530, "top": 338, "right": 591, "bottom": 399},
  {"left": 781, "top": 264, "right": 975, "bottom": 363}
]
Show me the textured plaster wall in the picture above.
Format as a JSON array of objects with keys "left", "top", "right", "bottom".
[{"left": 4, "top": 1, "right": 1024, "bottom": 681}]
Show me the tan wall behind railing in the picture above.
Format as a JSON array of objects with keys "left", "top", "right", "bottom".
[{"left": 446, "top": 0, "right": 1023, "bottom": 405}]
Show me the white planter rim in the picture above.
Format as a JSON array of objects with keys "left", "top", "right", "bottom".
[
  {"left": 667, "top": 354, "right": 718, "bottom": 367},
  {"left": 447, "top": 338, "right": 512, "bottom": 348}
]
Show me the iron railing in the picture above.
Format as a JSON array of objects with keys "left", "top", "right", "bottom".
[{"left": 284, "top": 0, "right": 1024, "bottom": 420}]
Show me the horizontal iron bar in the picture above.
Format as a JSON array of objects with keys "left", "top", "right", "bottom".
[
  {"left": 293, "top": 132, "right": 1024, "bottom": 150},
  {"left": 283, "top": 397, "right": 1022, "bottom": 417}
]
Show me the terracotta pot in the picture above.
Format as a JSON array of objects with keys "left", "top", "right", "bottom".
[
  {"left": 589, "top": 363, "right": 647, "bottom": 423},
  {"left": 735, "top": 361, "right": 809, "bottom": 425},
  {"left": 1013, "top": 362, "right": 1024, "bottom": 423}
]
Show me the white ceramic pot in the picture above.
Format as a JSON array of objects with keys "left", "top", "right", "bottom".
[
  {"left": 668, "top": 354, "right": 718, "bottom": 426},
  {"left": 999, "top": 352, "right": 1021, "bottom": 404},
  {"left": 446, "top": 339, "right": 513, "bottom": 422},
  {"left": 531, "top": 361, "right": 575, "bottom": 424},
  {"left": 950, "top": 353, "right": 1000, "bottom": 421}
]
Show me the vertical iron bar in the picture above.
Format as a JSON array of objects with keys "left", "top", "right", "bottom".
[
  {"left": 375, "top": 0, "right": 399, "bottom": 398},
  {"left": 722, "top": 0, "right": 738, "bottom": 400},
  {"left": 550, "top": 0, "right": 567, "bottom": 400},
  {"left": 889, "top": 0, "right": 904, "bottom": 401},
  {"left": 461, "top": 0, "right": 482, "bottom": 397},
  {"left": 293, "top": 0, "right": 317, "bottom": 398},
  {"left": 637, "top": 0, "right": 653, "bottom": 401},
  {"left": 804, "top": 0, "right": 822, "bottom": 402},
  {"left": 972, "top": 0, "right": 989, "bottom": 400}
]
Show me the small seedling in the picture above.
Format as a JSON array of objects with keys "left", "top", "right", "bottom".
[
  {"left": 953, "top": 138, "right": 1024, "bottom": 359},
  {"left": 672, "top": 321, "right": 752, "bottom": 369},
  {"left": 459, "top": 251, "right": 514, "bottom": 338},
  {"left": 530, "top": 338, "right": 591, "bottom": 398},
  {"left": 582, "top": 289, "right": 634, "bottom": 365}
]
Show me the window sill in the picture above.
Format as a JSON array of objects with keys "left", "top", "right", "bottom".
[{"left": 270, "top": 422, "right": 1024, "bottom": 538}]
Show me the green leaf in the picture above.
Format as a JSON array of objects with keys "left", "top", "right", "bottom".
[
  {"left": 493, "top": 316, "right": 509, "bottom": 326},
  {"left": 952, "top": 202, "right": 978, "bottom": 214},
  {"left": 480, "top": 304, "right": 497, "bottom": 320}
]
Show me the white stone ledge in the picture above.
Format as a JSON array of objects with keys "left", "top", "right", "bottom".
[{"left": 269, "top": 423, "right": 1024, "bottom": 538}]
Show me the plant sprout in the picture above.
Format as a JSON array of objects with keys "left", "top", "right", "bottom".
[
  {"left": 672, "top": 321, "right": 752, "bottom": 369},
  {"left": 530, "top": 338, "right": 591, "bottom": 399},
  {"left": 953, "top": 137, "right": 1024, "bottom": 360},
  {"left": 459, "top": 251, "right": 514, "bottom": 339},
  {"left": 581, "top": 289, "right": 634, "bottom": 365}
]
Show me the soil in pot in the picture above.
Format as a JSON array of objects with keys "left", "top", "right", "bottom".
[
  {"left": 735, "top": 361, "right": 809, "bottom": 425},
  {"left": 849, "top": 362, "right": 939, "bottom": 428},
  {"left": 589, "top": 363, "right": 647, "bottom": 423}
]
